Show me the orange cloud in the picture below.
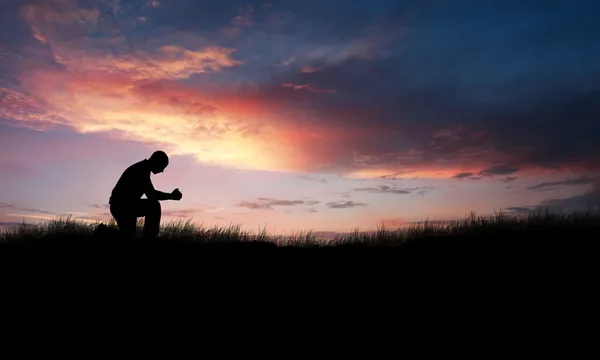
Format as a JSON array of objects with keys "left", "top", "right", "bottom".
[
  {"left": 0, "top": 87, "right": 65, "bottom": 130},
  {"left": 52, "top": 45, "right": 242, "bottom": 80},
  {"left": 7, "top": 1, "right": 567, "bottom": 180},
  {"left": 2, "top": 61, "right": 329, "bottom": 172},
  {"left": 19, "top": 0, "right": 242, "bottom": 81}
]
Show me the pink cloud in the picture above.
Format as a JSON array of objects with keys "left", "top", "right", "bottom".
[
  {"left": 300, "top": 66, "right": 319, "bottom": 73},
  {"left": 4, "top": 1, "right": 592, "bottom": 182}
]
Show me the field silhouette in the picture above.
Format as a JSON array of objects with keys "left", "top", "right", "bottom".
[{"left": 2, "top": 209, "right": 599, "bottom": 262}]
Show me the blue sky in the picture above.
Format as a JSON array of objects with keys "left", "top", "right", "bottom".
[{"left": 1, "top": 0, "right": 599, "bottom": 233}]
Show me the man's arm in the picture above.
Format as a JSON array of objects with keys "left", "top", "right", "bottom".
[{"left": 144, "top": 178, "right": 174, "bottom": 201}]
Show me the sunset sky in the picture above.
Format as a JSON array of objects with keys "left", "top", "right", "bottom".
[{"left": 1, "top": 0, "right": 599, "bottom": 234}]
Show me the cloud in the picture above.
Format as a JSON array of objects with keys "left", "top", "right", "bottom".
[
  {"left": 235, "top": 198, "right": 319, "bottom": 210},
  {"left": 57, "top": 45, "right": 242, "bottom": 81},
  {"left": 479, "top": 165, "right": 520, "bottom": 177},
  {"left": 0, "top": 203, "right": 62, "bottom": 216},
  {"left": 353, "top": 185, "right": 433, "bottom": 195},
  {"left": 509, "top": 178, "right": 600, "bottom": 212},
  {"left": 231, "top": 5, "right": 255, "bottom": 27},
  {"left": 235, "top": 201, "right": 272, "bottom": 210},
  {"left": 526, "top": 176, "right": 597, "bottom": 191},
  {"left": 452, "top": 172, "right": 474, "bottom": 179},
  {"left": 0, "top": 221, "right": 22, "bottom": 229},
  {"left": 0, "top": 202, "right": 72, "bottom": 218},
  {"left": 73, "top": 212, "right": 112, "bottom": 221},
  {"left": 90, "top": 204, "right": 110, "bottom": 209},
  {"left": 88, "top": 203, "right": 206, "bottom": 218},
  {"left": 20, "top": 207, "right": 59, "bottom": 215},
  {"left": 281, "top": 83, "right": 336, "bottom": 94},
  {"left": 161, "top": 209, "right": 204, "bottom": 218},
  {"left": 5, "top": 213, "right": 61, "bottom": 222},
  {"left": 303, "top": 23, "right": 403, "bottom": 66},
  {"left": 326, "top": 201, "right": 367, "bottom": 209},
  {"left": 275, "top": 57, "right": 296, "bottom": 67},
  {"left": 299, "top": 175, "right": 328, "bottom": 184},
  {"left": 327, "top": 191, "right": 353, "bottom": 199},
  {"left": 300, "top": 66, "right": 319, "bottom": 73},
  {"left": 377, "top": 172, "right": 404, "bottom": 180},
  {"left": 538, "top": 182, "right": 600, "bottom": 211},
  {"left": 451, "top": 172, "right": 483, "bottom": 181},
  {"left": 1, "top": 0, "right": 599, "bottom": 180},
  {"left": 453, "top": 166, "right": 520, "bottom": 180},
  {"left": 90, "top": 204, "right": 209, "bottom": 218},
  {"left": 0, "top": 203, "right": 15, "bottom": 209}
]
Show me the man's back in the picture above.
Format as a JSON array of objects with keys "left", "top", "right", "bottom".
[{"left": 109, "top": 160, "right": 152, "bottom": 204}]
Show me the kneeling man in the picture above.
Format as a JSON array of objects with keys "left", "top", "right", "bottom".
[{"left": 109, "top": 150, "right": 182, "bottom": 239}]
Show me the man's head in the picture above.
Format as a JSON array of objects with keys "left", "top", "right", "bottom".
[{"left": 148, "top": 150, "right": 169, "bottom": 174}]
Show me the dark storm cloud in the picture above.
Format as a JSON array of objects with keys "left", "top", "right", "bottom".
[{"left": 242, "top": 0, "right": 600, "bottom": 174}]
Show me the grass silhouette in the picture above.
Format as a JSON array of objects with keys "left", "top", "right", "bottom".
[{"left": 1, "top": 208, "right": 599, "bottom": 260}]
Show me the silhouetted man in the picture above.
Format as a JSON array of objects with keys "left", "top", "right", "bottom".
[{"left": 109, "top": 150, "right": 182, "bottom": 239}]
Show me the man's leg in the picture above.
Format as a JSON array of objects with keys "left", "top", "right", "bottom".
[
  {"left": 116, "top": 217, "right": 137, "bottom": 239},
  {"left": 110, "top": 203, "right": 138, "bottom": 239},
  {"left": 137, "top": 199, "right": 161, "bottom": 239},
  {"left": 110, "top": 200, "right": 161, "bottom": 239}
]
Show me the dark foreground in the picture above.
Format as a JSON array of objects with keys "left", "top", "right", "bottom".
[
  {"left": 2, "top": 227, "right": 599, "bottom": 296},
  {"left": 2, "top": 226, "right": 599, "bottom": 260},
  {"left": 2, "top": 211, "right": 600, "bottom": 278}
]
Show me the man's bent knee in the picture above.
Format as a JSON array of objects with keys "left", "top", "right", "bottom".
[
  {"left": 146, "top": 200, "right": 161, "bottom": 220},
  {"left": 149, "top": 199, "right": 161, "bottom": 213}
]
